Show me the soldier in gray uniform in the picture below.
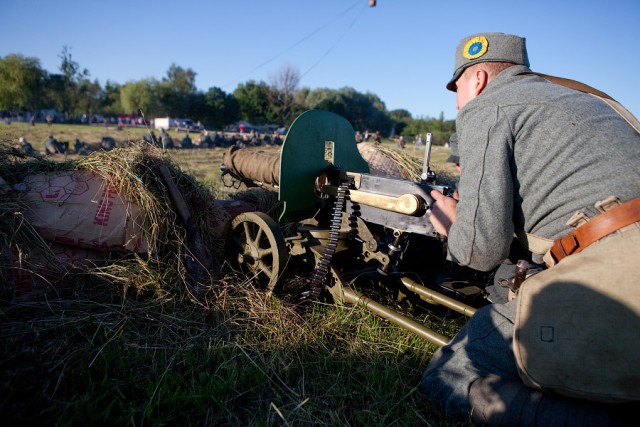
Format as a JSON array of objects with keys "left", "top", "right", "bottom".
[
  {"left": 181, "top": 131, "right": 193, "bottom": 149},
  {"left": 15, "top": 137, "right": 35, "bottom": 155},
  {"left": 421, "top": 33, "right": 640, "bottom": 426},
  {"left": 159, "top": 128, "right": 174, "bottom": 149},
  {"left": 44, "top": 135, "right": 66, "bottom": 155},
  {"left": 198, "top": 130, "right": 213, "bottom": 148},
  {"left": 100, "top": 136, "right": 116, "bottom": 151}
]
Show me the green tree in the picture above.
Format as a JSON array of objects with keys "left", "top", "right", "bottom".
[
  {"left": 76, "top": 78, "right": 105, "bottom": 118},
  {"left": 163, "top": 63, "right": 197, "bottom": 94},
  {"left": 233, "top": 80, "right": 274, "bottom": 124},
  {"left": 120, "top": 79, "right": 161, "bottom": 117},
  {"left": 292, "top": 87, "right": 311, "bottom": 122},
  {"left": 403, "top": 115, "right": 456, "bottom": 145},
  {"left": 389, "top": 108, "right": 412, "bottom": 136},
  {"left": 59, "top": 46, "right": 88, "bottom": 83},
  {"left": 0, "top": 54, "right": 47, "bottom": 111},
  {"left": 158, "top": 64, "right": 198, "bottom": 117},
  {"left": 203, "top": 86, "right": 241, "bottom": 129},
  {"left": 101, "top": 80, "right": 123, "bottom": 116},
  {"left": 347, "top": 89, "right": 392, "bottom": 135},
  {"left": 44, "top": 74, "right": 66, "bottom": 113},
  {"left": 303, "top": 87, "right": 348, "bottom": 117},
  {"left": 302, "top": 87, "right": 392, "bottom": 135},
  {"left": 55, "top": 46, "right": 91, "bottom": 117},
  {"left": 390, "top": 108, "right": 412, "bottom": 121},
  {"left": 184, "top": 92, "right": 207, "bottom": 123},
  {"left": 437, "top": 111, "right": 445, "bottom": 131}
]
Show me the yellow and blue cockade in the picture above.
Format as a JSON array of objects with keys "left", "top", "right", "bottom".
[{"left": 463, "top": 36, "right": 488, "bottom": 60}]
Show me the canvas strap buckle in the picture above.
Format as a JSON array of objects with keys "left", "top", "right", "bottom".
[{"left": 548, "top": 196, "right": 640, "bottom": 266}]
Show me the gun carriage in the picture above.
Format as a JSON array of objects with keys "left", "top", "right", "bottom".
[{"left": 221, "top": 110, "right": 493, "bottom": 347}]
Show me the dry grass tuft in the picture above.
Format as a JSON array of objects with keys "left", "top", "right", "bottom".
[
  {"left": 0, "top": 142, "right": 226, "bottom": 300},
  {"left": 365, "top": 143, "right": 459, "bottom": 187}
]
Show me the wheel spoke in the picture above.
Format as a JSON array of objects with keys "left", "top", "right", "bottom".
[
  {"left": 257, "top": 247, "right": 273, "bottom": 258},
  {"left": 227, "top": 212, "right": 287, "bottom": 292},
  {"left": 242, "top": 222, "right": 254, "bottom": 245},
  {"left": 254, "top": 227, "right": 264, "bottom": 246},
  {"left": 257, "top": 260, "right": 274, "bottom": 278}
]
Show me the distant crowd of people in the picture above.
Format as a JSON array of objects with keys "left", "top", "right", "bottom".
[
  {"left": 11, "top": 123, "right": 435, "bottom": 160},
  {"left": 11, "top": 128, "right": 285, "bottom": 157},
  {"left": 1, "top": 110, "right": 150, "bottom": 128},
  {"left": 142, "top": 128, "right": 284, "bottom": 150},
  {"left": 355, "top": 129, "right": 383, "bottom": 144},
  {"left": 13, "top": 134, "right": 118, "bottom": 156}
]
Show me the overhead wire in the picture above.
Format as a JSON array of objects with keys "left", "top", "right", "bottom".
[
  {"left": 221, "top": 0, "right": 367, "bottom": 90},
  {"left": 300, "top": 1, "right": 368, "bottom": 79}
]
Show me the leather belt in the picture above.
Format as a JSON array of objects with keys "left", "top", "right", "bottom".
[{"left": 549, "top": 197, "right": 640, "bottom": 265}]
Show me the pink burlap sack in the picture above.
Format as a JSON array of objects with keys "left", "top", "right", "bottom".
[{"left": 20, "top": 170, "right": 148, "bottom": 253}]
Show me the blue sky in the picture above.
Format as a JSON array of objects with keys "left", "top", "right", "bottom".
[{"left": 1, "top": 0, "right": 639, "bottom": 121}]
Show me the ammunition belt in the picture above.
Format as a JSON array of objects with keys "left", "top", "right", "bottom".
[{"left": 306, "top": 181, "right": 349, "bottom": 300}]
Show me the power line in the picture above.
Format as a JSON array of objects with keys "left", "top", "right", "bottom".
[
  {"left": 300, "top": 1, "right": 368, "bottom": 79},
  {"left": 221, "top": 0, "right": 365, "bottom": 90}
]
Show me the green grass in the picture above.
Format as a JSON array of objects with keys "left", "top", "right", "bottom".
[
  {"left": 0, "top": 122, "right": 467, "bottom": 426},
  {"left": 1, "top": 290, "right": 466, "bottom": 426}
]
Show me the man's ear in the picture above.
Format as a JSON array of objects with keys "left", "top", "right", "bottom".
[{"left": 474, "top": 69, "right": 489, "bottom": 95}]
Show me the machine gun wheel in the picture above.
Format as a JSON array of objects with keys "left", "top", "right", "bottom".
[{"left": 227, "top": 211, "right": 287, "bottom": 293}]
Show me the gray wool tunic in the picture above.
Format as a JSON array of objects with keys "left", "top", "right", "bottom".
[{"left": 448, "top": 65, "right": 640, "bottom": 271}]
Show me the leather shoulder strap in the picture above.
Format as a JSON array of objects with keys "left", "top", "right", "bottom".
[{"left": 517, "top": 71, "right": 640, "bottom": 135}]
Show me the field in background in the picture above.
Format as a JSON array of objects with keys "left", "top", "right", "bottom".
[
  {"left": 1, "top": 121, "right": 458, "bottom": 191},
  {"left": 0, "top": 122, "right": 467, "bottom": 426}
]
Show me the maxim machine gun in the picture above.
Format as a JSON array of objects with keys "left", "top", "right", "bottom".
[{"left": 220, "top": 110, "right": 492, "bottom": 347}]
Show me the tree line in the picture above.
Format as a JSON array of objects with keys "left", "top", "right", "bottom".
[{"left": 0, "top": 48, "right": 455, "bottom": 142}]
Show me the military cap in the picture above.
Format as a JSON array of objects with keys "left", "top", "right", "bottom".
[{"left": 447, "top": 32, "right": 529, "bottom": 91}]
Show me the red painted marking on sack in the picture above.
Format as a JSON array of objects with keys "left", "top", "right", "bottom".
[
  {"left": 43, "top": 187, "right": 62, "bottom": 199},
  {"left": 93, "top": 186, "right": 117, "bottom": 226}
]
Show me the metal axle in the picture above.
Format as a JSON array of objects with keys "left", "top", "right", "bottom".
[
  {"left": 341, "top": 286, "right": 451, "bottom": 347},
  {"left": 400, "top": 277, "right": 478, "bottom": 317}
]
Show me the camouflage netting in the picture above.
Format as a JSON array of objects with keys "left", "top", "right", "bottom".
[
  {"left": 356, "top": 142, "right": 422, "bottom": 180},
  {"left": 0, "top": 143, "right": 234, "bottom": 301}
]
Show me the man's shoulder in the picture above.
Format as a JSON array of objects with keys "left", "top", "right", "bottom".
[{"left": 473, "top": 66, "right": 594, "bottom": 113}]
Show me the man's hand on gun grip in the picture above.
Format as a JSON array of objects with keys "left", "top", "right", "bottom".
[{"left": 429, "top": 189, "right": 458, "bottom": 238}]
